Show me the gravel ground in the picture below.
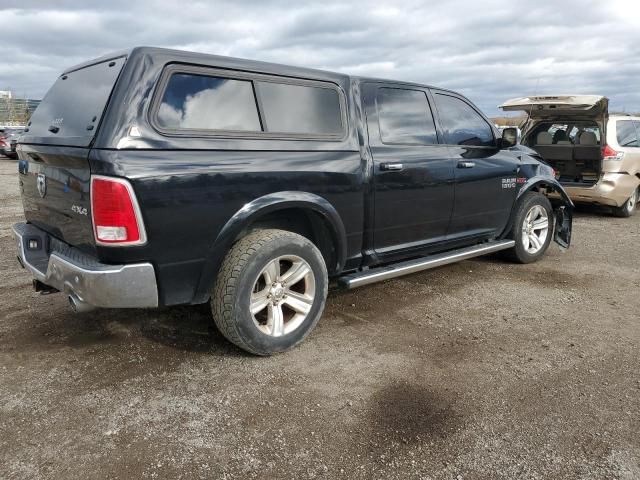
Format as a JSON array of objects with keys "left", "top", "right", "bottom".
[{"left": 1, "top": 157, "right": 639, "bottom": 479}]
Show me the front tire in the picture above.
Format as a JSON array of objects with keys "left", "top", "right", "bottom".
[
  {"left": 211, "top": 229, "right": 328, "bottom": 355},
  {"left": 504, "top": 192, "right": 553, "bottom": 264},
  {"left": 612, "top": 187, "right": 638, "bottom": 218}
]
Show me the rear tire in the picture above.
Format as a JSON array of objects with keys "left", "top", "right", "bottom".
[
  {"left": 611, "top": 187, "right": 638, "bottom": 218},
  {"left": 211, "top": 229, "right": 328, "bottom": 355},
  {"left": 504, "top": 192, "right": 553, "bottom": 264}
]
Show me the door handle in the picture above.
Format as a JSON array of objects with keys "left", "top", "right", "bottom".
[
  {"left": 457, "top": 161, "right": 475, "bottom": 168},
  {"left": 380, "top": 163, "right": 403, "bottom": 171}
]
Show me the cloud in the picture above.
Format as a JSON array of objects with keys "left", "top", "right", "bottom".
[{"left": 1, "top": 0, "right": 639, "bottom": 114}]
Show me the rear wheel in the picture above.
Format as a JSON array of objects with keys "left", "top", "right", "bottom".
[
  {"left": 612, "top": 187, "right": 638, "bottom": 218},
  {"left": 504, "top": 192, "right": 553, "bottom": 264},
  {"left": 211, "top": 229, "right": 328, "bottom": 355}
]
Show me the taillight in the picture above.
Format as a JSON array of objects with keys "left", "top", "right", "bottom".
[
  {"left": 603, "top": 144, "right": 624, "bottom": 161},
  {"left": 90, "top": 176, "right": 146, "bottom": 246}
]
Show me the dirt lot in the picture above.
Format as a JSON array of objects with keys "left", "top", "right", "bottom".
[{"left": 0, "top": 157, "right": 639, "bottom": 480}]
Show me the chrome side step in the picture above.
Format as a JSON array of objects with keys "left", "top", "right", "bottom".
[{"left": 338, "top": 240, "right": 515, "bottom": 289}]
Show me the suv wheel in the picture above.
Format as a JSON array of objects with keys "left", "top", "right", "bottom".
[
  {"left": 612, "top": 187, "right": 638, "bottom": 218},
  {"left": 504, "top": 192, "right": 553, "bottom": 264},
  {"left": 211, "top": 229, "right": 328, "bottom": 355}
]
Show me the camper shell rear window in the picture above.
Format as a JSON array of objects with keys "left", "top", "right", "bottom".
[{"left": 24, "top": 57, "right": 126, "bottom": 147}]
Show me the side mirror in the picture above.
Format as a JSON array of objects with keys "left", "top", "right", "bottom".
[{"left": 500, "top": 127, "right": 519, "bottom": 148}]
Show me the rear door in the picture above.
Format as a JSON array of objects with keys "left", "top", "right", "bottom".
[
  {"left": 431, "top": 91, "right": 519, "bottom": 239},
  {"left": 18, "top": 56, "right": 126, "bottom": 253},
  {"left": 362, "top": 83, "right": 455, "bottom": 256}
]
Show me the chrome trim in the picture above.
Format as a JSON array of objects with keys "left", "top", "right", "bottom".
[
  {"left": 338, "top": 240, "right": 516, "bottom": 289},
  {"left": 13, "top": 223, "right": 158, "bottom": 309},
  {"left": 90, "top": 175, "right": 148, "bottom": 247}
]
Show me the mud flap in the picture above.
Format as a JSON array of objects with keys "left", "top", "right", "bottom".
[{"left": 553, "top": 205, "right": 572, "bottom": 248}]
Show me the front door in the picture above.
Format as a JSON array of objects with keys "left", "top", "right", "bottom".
[
  {"left": 431, "top": 90, "right": 520, "bottom": 239},
  {"left": 363, "top": 83, "right": 455, "bottom": 256}
]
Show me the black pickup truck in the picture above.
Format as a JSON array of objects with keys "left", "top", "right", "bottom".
[{"left": 13, "top": 47, "right": 573, "bottom": 355}]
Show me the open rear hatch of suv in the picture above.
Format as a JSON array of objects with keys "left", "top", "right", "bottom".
[
  {"left": 500, "top": 95, "right": 608, "bottom": 186},
  {"left": 17, "top": 56, "right": 126, "bottom": 254}
]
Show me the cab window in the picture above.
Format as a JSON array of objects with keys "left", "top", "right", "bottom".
[{"left": 433, "top": 94, "right": 494, "bottom": 147}]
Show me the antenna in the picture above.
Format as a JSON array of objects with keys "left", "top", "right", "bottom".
[
  {"left": 527, "top": 77, "right": 540, "bottom": 119},
  {"left": 522, "top": 77, "right": 540, "bottom": 130}
]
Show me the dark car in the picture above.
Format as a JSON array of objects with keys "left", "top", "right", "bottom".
[
  {"left": 13, "top": 47, "right": 573, "bottom": 355},
  {"left": 1, "top": 128, "right": 24, "bottom": 158}
]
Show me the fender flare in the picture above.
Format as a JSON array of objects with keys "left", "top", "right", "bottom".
[{"left": 193, "top": 191, "right": 348, "bottom": 303}]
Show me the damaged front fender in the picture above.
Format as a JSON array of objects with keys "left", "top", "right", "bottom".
[
  {"left": 553, "top": 204, "right": 572, "bottom": 248},
  {"left": 517, "top": 177, "right": 573, "bottom": 249}
]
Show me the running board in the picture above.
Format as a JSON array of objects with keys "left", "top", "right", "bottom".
[{"left": 338, "top": 240, "right": 515, "bottom": 289}]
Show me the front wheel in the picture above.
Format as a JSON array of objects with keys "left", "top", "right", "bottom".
[
  {"left": 611, "top": 187, "right": 638, "bottom": 218},
  {"left": 504, "top": 192, "right": 553, "bottom": 264},
  {"left": 211, "top": 229, "right": 328, "bottom": 355}
]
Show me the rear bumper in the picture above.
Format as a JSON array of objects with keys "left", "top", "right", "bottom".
[
  {"left": 13, "top": 223, "right": 158, "bottom": 309},
  {"left": 558, "top": 173, "right": 640, "bottom": 207}
]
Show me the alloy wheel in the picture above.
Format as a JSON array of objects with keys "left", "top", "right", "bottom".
[
  {"left": 250, "top": 255, "right": 316, "bottom": 337},
  {"left": 625, "top": 188, "right": 638, "bottom": 214},
  {"left": 521, "top": 205, "right": 550, "bottom": 254}
]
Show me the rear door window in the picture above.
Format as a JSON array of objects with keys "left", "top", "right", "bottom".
[
  {"left": 433, "top": 94, "right": 494, "bottom": 147},
  {"left": 25, "top": 57, "right": 125, "bottom": 146},
  {"left": 616, "top": 120, "right": 639, "bottom": 147},
  {"left": 376, "top": 88, "right": 438, "bottom": 145}
]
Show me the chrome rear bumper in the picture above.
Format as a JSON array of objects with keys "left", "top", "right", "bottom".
[{"left": 13, "top": 223, "right": 158, "bottom": 309}]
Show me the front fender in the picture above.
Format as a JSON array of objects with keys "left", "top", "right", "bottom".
[
  {"left": 193, "top": 191, "right": 348, "bottom": 303},
  {"left": 504, "top": 177, "right": 574, "bottom": 249}
]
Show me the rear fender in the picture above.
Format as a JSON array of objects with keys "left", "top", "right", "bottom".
[{"left": 193, "top": 191, "right": 347, "bottom": 303}]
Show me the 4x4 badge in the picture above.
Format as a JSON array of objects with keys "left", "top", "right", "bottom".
[{"left": 36, "top": 174, "right": 47, "bottom": 198}]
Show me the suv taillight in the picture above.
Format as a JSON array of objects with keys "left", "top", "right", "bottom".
[
  {"left": 603, "top": 144, "right": 624, "bottom": 161},
  {"left": 91, "top": 176, "right": 146, "bottom": 246}
]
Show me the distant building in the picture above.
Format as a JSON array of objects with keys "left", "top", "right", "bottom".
[{"left": 0, "top": 91, "right": 41, "bottom": 126}]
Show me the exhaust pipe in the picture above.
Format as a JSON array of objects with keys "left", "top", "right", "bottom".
[{"left": 68, "top": 294, "right": 95, "bottom": 313}]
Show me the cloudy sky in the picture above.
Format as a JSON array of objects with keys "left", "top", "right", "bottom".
[{"left": 1, "top": 0, "right": 639, "bottom": 115}]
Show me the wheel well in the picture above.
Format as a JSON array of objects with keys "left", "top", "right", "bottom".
[
  {"left": 502, "top": 183, "right": 557, "bottom": 239},
  {"left": 237, "top": 208, "right": 339, "bottom": 274},
  {"left": 528, "top": 182, "right": 562, "bottom": 205}
]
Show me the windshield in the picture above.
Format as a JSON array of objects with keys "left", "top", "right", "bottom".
[{"left": 24, "top": 56, "right": 125, "bottom": 147}]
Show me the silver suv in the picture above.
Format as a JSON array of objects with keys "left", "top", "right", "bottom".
[{"left": 500, "top": 95, "right": 640, "bottom": 217}]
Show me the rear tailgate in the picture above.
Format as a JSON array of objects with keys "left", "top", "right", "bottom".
[
  {"left": 499, "top": 95, "right": 608, "bottom": 119},
  {"left": 17, "top": 56, "right": 126, "bottom": 254}
]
